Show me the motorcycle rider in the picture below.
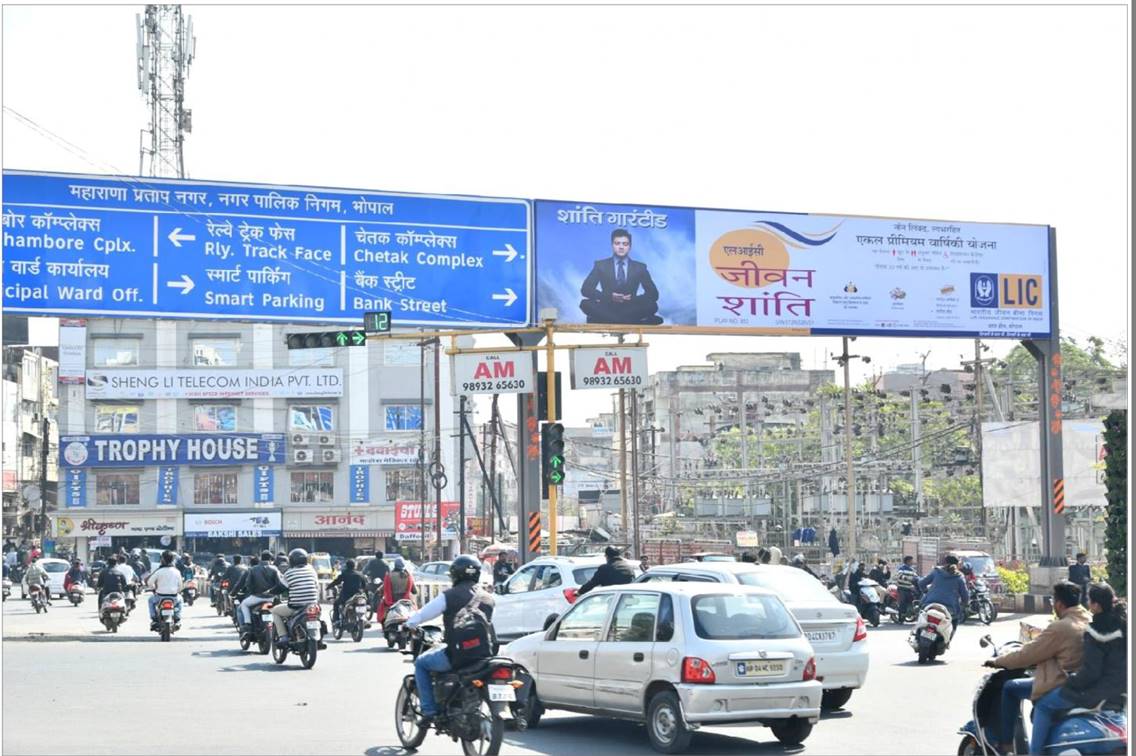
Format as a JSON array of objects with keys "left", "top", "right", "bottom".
[
  {"left": 869, "top": 559, "right": 891, "bottom": 586},
  {"left": 917, "top": 554, "right": 969, "bottom": 630},
  {"left": 208, "top": 554, "right": 229, "bottom": 603},
  {"left": 846, "top": 559, "right": 867, "bottom": 610},
  {"left": 893, "top": 555, "right": 921, "bottom": 617},
  {"left": 24, "top": 556, "right": 51, "bottom": 606},
  {"left": 274, "top": 551, "right": 290, "bottom": 573},
  {"left": 269, "top": 548, "right": 326, "bottom": 649},
  {"left": 229, "top": 555, "right": 258, "bottom": 614},
  {"left": 221, "top": 554, "right": 247, "bottom": 603},
  {"left": 64, "top": 559, "right": 89, "bottom": 593},
  {"left": 379, "top": 558, "right": 415, "bottom": 623},
  {"left": 146, "top": 550, "right": 184, "bottom": 629},
  {"left": 363, "top": 550, "right": 389, "bottom": 605},
  {"left": 328, "top": 558, "right": 367, "bottom": 628},
  {"left": 405, "top": 555, "right": 495, "bottom": 722},
  {"left": 983, "top": 581, "right": 1091, "bottom": 755},
  {"left": 177, "top": 553, "right": 195, "bottom": 584},
  {"left": 96, "top": 556, "right": 129, "bottom": 606},
  {"left": 791, "top": 554, "right": 818, "bottom": 578},
  {"left": 576, "top": 546, "right": 636, "bottom": 596},
  {"left": 236, "top": 551, "right": 280, "bottom": 639}
]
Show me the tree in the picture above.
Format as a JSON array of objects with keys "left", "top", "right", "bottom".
[{"left": 1103, "top": 410, "right": 1126, "bottom": 594}]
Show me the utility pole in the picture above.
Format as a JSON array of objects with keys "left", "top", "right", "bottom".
[
  {"left": 137, "top": 5, "right": 194, "bottom": 178},
  {"left": 39, "top": 416, "right": 49, "bottom": 545},
  {"left": 833, "top": 338, "right": 871, "bottom": 562},
  {"left": 630, "top": 389, "right": 640, "bottom": 557},
  {"left": 974, "top": 339, "right": 986, "bottom": 536},
  {"left": 458, "top": 395, "right": 466, "bottom": 552},
  {"left": 434, "top": 341, "right": 443, "bottom": 560},
  {"left": 418, "top": 337, "right": 427, "bottom": 559},
  {"left": 488, "top": 394, "right": 498, "bottom": 540}
]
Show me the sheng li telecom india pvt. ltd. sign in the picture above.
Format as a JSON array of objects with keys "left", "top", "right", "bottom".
[
  {"left": 534, "top": 200, "right": 1051, "bottom": 338},
  {"left": 2, "top": 170, "right": 530, "bottom": 328}
]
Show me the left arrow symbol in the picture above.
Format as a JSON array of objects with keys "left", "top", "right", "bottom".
[
  {"left": 166, "top": 275, "right": 195, "bottom": 294},
  {"left": 168, "top": 227, "right": 196, "bottom": 247}
]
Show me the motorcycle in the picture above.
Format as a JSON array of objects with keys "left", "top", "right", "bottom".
[
  {"left": 241, "top": 597, "right": 275, "bottom": 655},
  {"left": 100, "top": 592, "right": 128, "bottom": 632},
  {"left": 271, "top": 602, "right": 324, "bottom": 669},
  {"left": 908, "top": 602, "right": 955, "bottom": 664},
  {"left": 29, "top": 583, "right": 47, "bottom": 613},
  {"left": 395, "top": 652, "right": 524, "bottom": 756},
  {"left": 409, "top": 620, "right": 445, "bottom": 660},
  {"left": 216, "top": 579, "right": 230, "bottom": 616},
  {"left": 885, "top": 584, "right": 921, "bottom": 624},
  {"left": 384, "top": 598, "right": 416, "bottom": 651},
  {"left": 965, "top": 579, "right": 998, "bottom": 626},
  {"left": 152, "top": 595, "right": 180, "bottom": 641},
  {"left": 182, "top": 582, "right": 197, "bottom": 607},
  {"left": 67, "top": 583, "right": 85, "bottom": 606},
  {"left": 957, "top": 634, "right": 1128, "bottom": 755},
  {"left": 335, "top": 591, "right": 371, "bottom": 643}
]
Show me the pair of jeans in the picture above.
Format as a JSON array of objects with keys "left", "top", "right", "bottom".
[
  {"left": 999, "top": 677, "right": 1034, "bottom": 746},
  {"left": 414, "top": 645, "right": 452, "bottom": 717},
  {"left": 1029, "top": 686, "right": 1074, "bottom": 754},
  {"left": 239, "top": 593, "right": 271, "bottom": 625},
  {"left": 148, "top": 593, "right": 182, "bottom": 622}
]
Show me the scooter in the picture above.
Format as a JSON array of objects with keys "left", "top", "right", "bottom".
[
  {"left": 100, "top": 592, "right": 128, "bottom": 632},
  {"left": 182, "top": 582, "right": 197, "bottom": 607},
  {"left": 151, "top": 594, "right": 181, "bottom": 641},
  {"left": 67, "top": 583, "right": 85, "bottom": 606},
  {"left": 957, "top": 634, "right": 1127, "bottom": 755},
  {"left": 3, "top": 576, "right": 12, "bottom": 601},
  {"left": 850, "top": 578, "right": 884, "bottom": 627},
  {"left": 383, "top": 598, "right": 415, "bottom": 650},
  {"left": 908, "top": 602, "right": 955, "bottom": 663}
]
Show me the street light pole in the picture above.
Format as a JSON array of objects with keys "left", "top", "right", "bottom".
[{"left": 842, "top": 340, "right": 856, "bottom": 561}]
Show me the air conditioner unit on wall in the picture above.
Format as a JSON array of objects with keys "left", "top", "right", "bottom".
[
  {"left": 292, "top": 448, "right": 313, "bottom": 464},
  {"left": 317, "top": 434, "right": 334, "bottom": 446},
  {"left": 321, "top": 448, "right": 341, "bottom": 463},
  {"left": 292, "top": 433, "right": 313, "bottom": 446}
]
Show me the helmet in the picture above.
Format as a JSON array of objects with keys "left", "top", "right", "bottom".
[
  {"left": 131, "top": 548, "right": 141, "bottom": 557},
  {"left": 288, "top": 548, "right": 309, "bottom": 568},
  {"left": 961, "top": 562, "right": 973, "bottom": 575},
  {"left": 448, "top": 555, "right": 482, "bottom": 585},
  {"left": 72, "top": 559, "right": 81, "bottom": 566},
  {"left": 792, "top": 554, "right": 805, "bottom": 566},
  {"left": 393, "top": 558, "right": 405, "bottom": 571}
]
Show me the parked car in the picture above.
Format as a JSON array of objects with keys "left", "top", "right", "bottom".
[
  {"left": 21, "top": 558, "right": 69, "bottom": 599},
  {"left": 414, "top": 561, "right": 451, "bottom": 580},
  {"left": 492, "top": 555, "right": 606, "bottom": 640},
  {"left": 636, "top": 561, "right": 868, "bottom": 711},
  {"left": 504, "top": 582, "right": 822, "bottom": 752},
  {"left": 681, "top": 552, "right": 736, "bottom": 563}
]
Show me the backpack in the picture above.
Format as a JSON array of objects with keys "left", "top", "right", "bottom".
[{"left": 447, "top": 587, "right": 497, "bottom": 668}]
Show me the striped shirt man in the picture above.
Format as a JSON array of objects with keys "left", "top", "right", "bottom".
[{"left": 282, "top": 565, "right": 319, "bottom": 608}]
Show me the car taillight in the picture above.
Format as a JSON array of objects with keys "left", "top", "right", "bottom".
[
  {"left": 853, "top": 616, "right": 867, "bottom": 642},
  {"left": 681, "top": 657, "right": 716, "bottom": 684},
  {"left": 490, "top": 666, "right": 513, "bottom": 681},
  {"left": 802, "top": 657, "right": 816, "bottom": 681},
  {"left": 563, "top": 588, "right": 578, "bottom": 605},
  {"left": 305, "top": 605, "right": 321, "bottom": 618}
]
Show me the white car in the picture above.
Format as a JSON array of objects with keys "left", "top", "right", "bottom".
[
  {"left": 492, "top": 555, "right": 607, "bottom": 640},
  {"left": 21, "top": 558, "right": 69, "bottom": 599},
  {"left": 504, "top": 582, "right": 822, "bottom": 753},
  {"left": 414, "top": 561, "right": 451, "bottom": 580},
  {"left": 637, "top": 561, "right": 868, "bottom": 710}
]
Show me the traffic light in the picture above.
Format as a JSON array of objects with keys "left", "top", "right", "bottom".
[
  {"left": 286, "top": 330, "right": 367, "bottom": 349},
  {"left": 541, "top": 422, "right": 566, "bottom": 496},
  {"left": 536, "top": 371, "right": 562, "bottom": 422}
]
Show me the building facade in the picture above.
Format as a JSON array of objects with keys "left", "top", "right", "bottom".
[{"left": 2, "top": 346, "right": 59, "bottom": 542}]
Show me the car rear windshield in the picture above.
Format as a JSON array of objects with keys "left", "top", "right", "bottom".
[
  {"left": 312, "top": 556, "right": 331, "bottom": 570},
  {"left": 736, "top": 569, "right": 835, "bottom": 602},
  {"left": 961, "top": 556, "right": 995, "bottom": 575},
  {"left": 43, "top": 562, "right": 68, "bottom": 573},
  {"left": 691, "top": 593, "right": 799, "bottom": 640},
  {"left": 700, "top": 555, "right": 737, "bottom": 562},
  {"left": 573, "top": 567, "right": 598, "bottom": 584}
]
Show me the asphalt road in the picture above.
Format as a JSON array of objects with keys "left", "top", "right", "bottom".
[{"left": 2, "top": 591, "right": 1044, "bottom": 755}]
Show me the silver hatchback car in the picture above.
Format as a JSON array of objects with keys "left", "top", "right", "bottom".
[{"left": 504, "top": 582, "right": 822, "bottom": 753}]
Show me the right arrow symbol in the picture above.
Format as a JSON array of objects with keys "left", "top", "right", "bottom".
[
  {"left": 165, "top": 274, "right": 195, "bottom": 294},
  {"left": 167, "top": 227, "right": 196, "bottom": 247},
  {"left": 491, "top": 243, "right": 518, "bottom": 262},
  {"left": 491, "top": 288, "right": 518, "bottom": 307}
]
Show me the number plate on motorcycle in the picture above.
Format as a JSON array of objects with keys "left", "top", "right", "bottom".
[
  {"left": 922, "top": 630, "right": 938, "bottom": 640},
  {"left": 488, "top": 685, "right": 516, "bottom": 702},
  {"left": 306, "top": 621, "right": 321, "bottom": 630},
  {"left": 161, "top": 609, "right": 174, "bottom": 617},
  {"left": 736, "top": 660, "right": 786, "bottom": 677},
  {"left": 261, "top": 613, "right": 271, "bottom": 621},
  {"left": 805, "top": 630, "right": 837, "bottom": 643}
]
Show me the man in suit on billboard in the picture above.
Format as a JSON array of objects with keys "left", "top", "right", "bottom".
[{"left": 579, "top": 229, "right": 664, "bottom": 325}]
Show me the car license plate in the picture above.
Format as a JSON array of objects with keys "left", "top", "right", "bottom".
[
  {"left": 922, "top": 629, "right": 938, "bottom": 640},
  {"left": 306, "top": 621, "right": 321, "bottom": 631},
  {"left": 736, "top": 660, "right": 786, "bottom": 677},
  {"left": 488, "top": 685, "right": 515, "bottom": 702},
  {"left": 805, "top": 630, "right": 837, "bottom": 643}
]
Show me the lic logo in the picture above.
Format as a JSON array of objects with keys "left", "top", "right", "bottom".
[{"left": 970, "top": 273, "right": 998, "bottom": 308}]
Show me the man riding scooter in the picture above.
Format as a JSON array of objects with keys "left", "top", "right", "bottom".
[
  {"left": 379, "top": 558, "right": 415, "bottom": 624},
  {"left": 917, "top": 554, "right": 969, "bottom": 631},
  {"left": 63, "top": 559, "right": 89, "bottom": 594}
]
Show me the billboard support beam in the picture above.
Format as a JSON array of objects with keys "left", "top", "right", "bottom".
[{"left": 506, "top": 331, "right": 546, "bottom": 565}]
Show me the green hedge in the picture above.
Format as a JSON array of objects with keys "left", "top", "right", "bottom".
[
  {"left": 1104, "top": 411, "right": 1127, "bottom": 596},
  {"left": 997, "top": 565, "right": 1030, "bottom": 595}
]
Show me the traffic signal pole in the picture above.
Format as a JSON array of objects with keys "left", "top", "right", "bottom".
[{"left": 544, "top": 319, "right": 558, "bottom": 556}]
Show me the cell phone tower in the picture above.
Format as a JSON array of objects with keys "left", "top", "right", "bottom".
[{"left": 136, "top": 5, "right": 195, "bottom": 178}]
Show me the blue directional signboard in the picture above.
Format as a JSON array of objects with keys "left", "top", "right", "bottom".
[{"left": 2, "top": 171, "right": 531, "bottom": 327}]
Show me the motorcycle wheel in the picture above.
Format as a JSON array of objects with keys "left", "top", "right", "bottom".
[
  {"left": 866, "top": 604, "right": 880, "bottom": 627},
  {"left": 352, "top": 624, "right": 364, "bottom": 643},
  {"left": 395, "top": 679, "right": 428, "bottom": 750},
  {"left": 187, "top": 597, "right": 195, "bottom": 606},
  {"left": 240, "top": 633, "right": 251, "bottom": 651},
  {"left": 460, "top": 696, "right": 503, "bottom": 756},
  {"left": 272, "top": 635, "right": 288, "bottom": 664},
  {"left": 979, "top": 600, "right": 995, "bottom": 626},
  {"left": 301, "top": 637, "right": 317, "bottom": 669},
  {"left": 258, "top": 634, "right": 270, "bottom": 655},
  {"left": 112, "top": 622, "right": 119, "bottom": 633},
  {"left": 333, "top": 623, "right": 344, "bottom": 640},
  {"left": 160, "top": 624, "right": 171, "bottom": 642},
  {"left": 216, "top": 602, "right": 223, "bottom": 617},
  {"left": 397, "top": 635, "right": 407, "bottom": 652}
]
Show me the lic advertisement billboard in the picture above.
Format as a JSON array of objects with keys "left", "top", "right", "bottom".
[{"left": 535, "top": 200, "right": 1051, "bottom": 338}]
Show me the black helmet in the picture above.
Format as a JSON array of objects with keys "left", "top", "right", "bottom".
[
  {"left": 792, "top": 554, "right": 805, "bottom": 566},
  {"left": 449, "top": 555, "right": 482, "bottom": 585},
  {"left": 288, "top": 548, "right": 309, "bottom": 568}
]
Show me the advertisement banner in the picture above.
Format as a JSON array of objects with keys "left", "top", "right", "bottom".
[
  {"left": 535, "top": 200, "right": 1051, "bottom": 338},
  {"left": 60, "top": 433, "right": 286, "bottom": 467},
  {"left": 54, "top": 513, "right": 182, "bottom": 537},
  {"left": 183, "top": 511, "right": 282, "bottom": 538},
  {"left": 981, "top": 420, "right": 1106, "bottom": 508},
  {"left": 58, "top": 319, "right": 87, "bottom": 384},
  {"left": 394, "top": 500, "right": 461, "bottom": 541},
  {"left": 64, "top": 468, "right": 86, "bottom": 508},
  {"left": 157, "top": 466, "right": 179, "bottom": 506},
  {"left": 350, "top": 439, "right": 420, "bottom": 465},
  {"left": 84, "top": 368, "right": 343, "bottom": 399},
  {"left": 570, "top": 347, "right": 648, "bottom": 391},
  {"left": 253, "top": 465, "right": 274, "bottom": 505},
  {"left": 282, "top": 510, "right": 392, "bottom": 537},
  {"left": 350, "top": 465, "right": 369, "bottom": 504},
  {"left": 452, "top": 352, "right": 535, "bottom": 395}
]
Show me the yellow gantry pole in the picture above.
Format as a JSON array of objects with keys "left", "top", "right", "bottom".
[{"left": 545, "top": 320, "right": 558, "bottom": 556}]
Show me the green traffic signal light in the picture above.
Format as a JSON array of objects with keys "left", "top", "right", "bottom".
[{"left": 335, "top": 332, "right": 349, "bottom": 347}]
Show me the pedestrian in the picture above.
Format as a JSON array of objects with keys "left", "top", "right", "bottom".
[
  {"left": 869, "top": 559, "right": 891, "bottom": 585},
  {"left": 576, "top": 546, "right": 635, "bottom": 596},
  {"left": 1068, "top": 552, "right": 1091, "bottom": 607},
  {"left": 492, "top": 553, "right": 514, "bottom": 587},
  {"left": 638, "top": 555, "right": 650, "bottom": 573}
]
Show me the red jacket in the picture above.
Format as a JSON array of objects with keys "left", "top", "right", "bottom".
[{"left": 381, "top": 570, "right": 414, "bottom": 608}]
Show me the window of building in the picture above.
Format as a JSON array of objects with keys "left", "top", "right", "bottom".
[
  {"left": 194, "top": 405, "right": 237, "bottom": 432},
  {"left": 95, "top": 405, "right": 140, "bottom": 433},
  {"left": 92, "top": 338, "right": 141, "bottom": 367},
  {"left": 290, "top": 471, "right": 334, "bottom": 504},
  {"left": 289, "top": 405, "right": 334, "bottom": 432},
  {"left": 384, "top": 405, "right": 423, "bottom": 431},
  {"left": 96, "top": 472, "right": 140, "bottom": 505},
  {"left": 384, "top": 468, "right": 421, "bottom": 502},
  {"left": 190, "top": 337, "right": 240, "bottom": 367},
  {"left": 194, "top": 471, "right": 238, "bottom": 505},
  {"left": 288, "top": 347, "right": 335, "bottom": 368},
  {"left": 21, "top": 438, "right": 36, "bottom": 457}
]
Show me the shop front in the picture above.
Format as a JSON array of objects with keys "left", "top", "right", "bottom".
[
  {"left": 182, "top": 510, "right": 282, "bottom": 559},
  {"left": 52, "top": 511, "right": 183, "bottom": 563},
  {"left": 281, "top": 508, "right": 393, "bottom": 559}
]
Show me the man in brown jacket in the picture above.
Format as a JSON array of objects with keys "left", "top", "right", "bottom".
[{"left": 984, "top": 581, "right": 1091, "bottom": 754}]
